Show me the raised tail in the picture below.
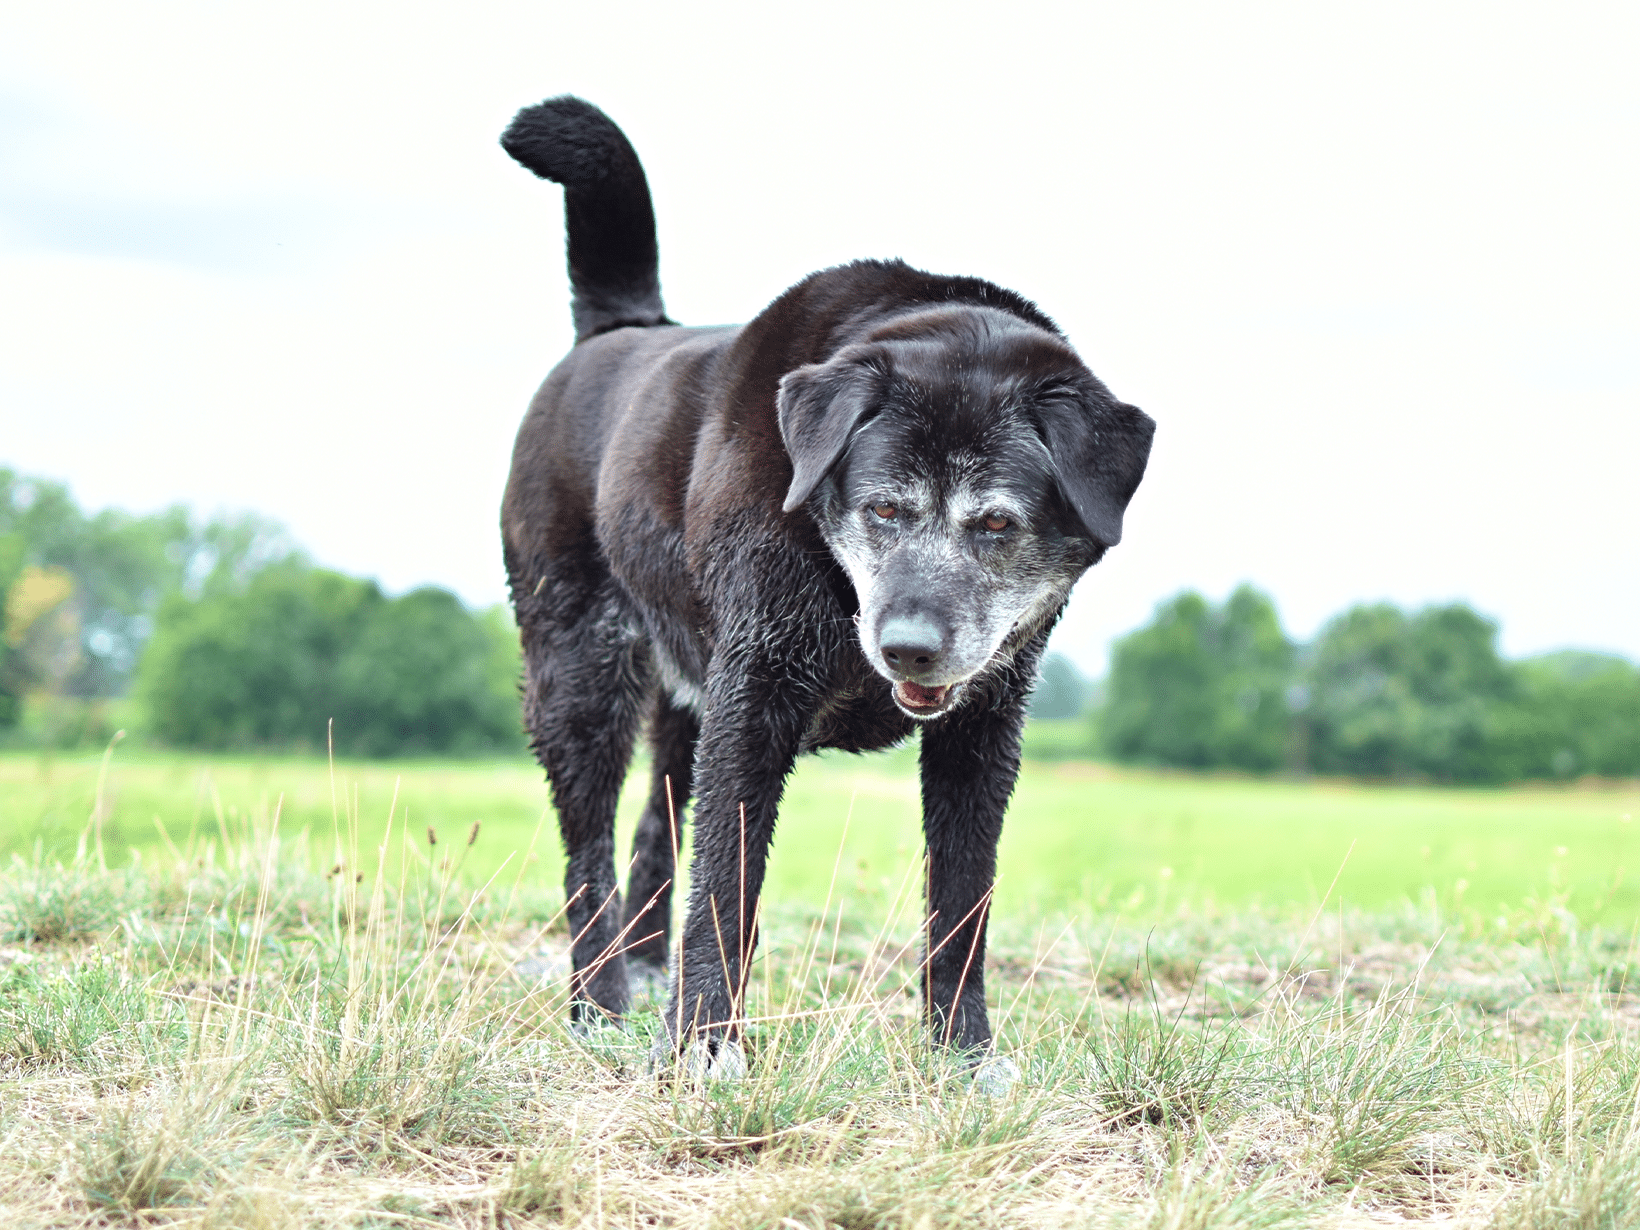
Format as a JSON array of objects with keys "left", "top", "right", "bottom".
[{"left": 501, "top": 96, "right": 671, "bottom": 342}]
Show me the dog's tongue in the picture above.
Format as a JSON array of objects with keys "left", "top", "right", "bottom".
[{"left": 895, "top": 680, "right": 950, "bottom": 710}]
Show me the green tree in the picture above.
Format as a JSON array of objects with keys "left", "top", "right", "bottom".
[
  {"left": 0, "top": 469, "right": 292, "bottom": 699},
  {"left": 1304, "top": 603, "right": 1515, "bottom": 782},
  {"left": 1101, "top": 586, "right": 1294, "bottom": 771},
  {"left": 1029, "top": 652, "right": 1089, "bottom": 719},
  {"left": 137, "top": 565, "right": 523, "bottom": 756},
  {"left": 0, "top": 532, "right": 27, "bottom": 727},
  {"left": 332, "top": 588, "right": 520, "bottom": 756},
  {"left": 1488, "top": 653, "right": 1640, "bottom": 780},
  {"left": 138, "top": 563, "right": 380, "bottom": 749}
]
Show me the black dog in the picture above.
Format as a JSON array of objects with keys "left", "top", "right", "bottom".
[{"left": 500, "top": 97, "right": 1153, "bottom": 1073}]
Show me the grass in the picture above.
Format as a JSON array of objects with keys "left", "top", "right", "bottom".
[
  {"left": 0, "top": 741, "right": 1638, "bottom": 1224},
  {"left": 3, "top": 735, "right": 1637, "bottom": 924}
]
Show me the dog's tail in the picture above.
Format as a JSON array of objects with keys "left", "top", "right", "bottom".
[{"left": 501, "top": 96, "right": 671, "bottom": 342}]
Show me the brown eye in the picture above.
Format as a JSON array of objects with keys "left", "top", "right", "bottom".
[
  {"left": 982, "top": 513, "right": 1010, "bottom": 532},
  {"left": 872, "top": 503, "right": 898, "bottom": 520}
]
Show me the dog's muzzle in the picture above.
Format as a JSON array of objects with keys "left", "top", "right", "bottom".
[
  {"left": 892, "top": 678, "right": 959, "bottom": 718},
  {"left": 875, "top": 612, "right": 964, "bottom": 718}
]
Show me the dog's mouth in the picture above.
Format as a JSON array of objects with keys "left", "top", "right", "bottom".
[{"left": 892, "top": 679, "right": 957, "bottom": 718}]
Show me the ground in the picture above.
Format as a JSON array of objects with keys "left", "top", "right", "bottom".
[{"left": 1, "top": 747, "right": 1638, "bottom": 1226}]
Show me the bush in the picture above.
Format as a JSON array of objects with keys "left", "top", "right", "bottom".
[
  {"left": 1, "top": 469, "right": 291, "bottom": 703},
  {"left": 1304, "top": 603, "right": 1515, "bottom": 782},
  {"left": 1101, "top": 586, "right": 1294, "bottom": 772},
  {"left": 333, "top": 588, "right": 522, "bottom": 757},
  {"left": 1099, "top": 592, "right": 1639, "bottom": 783},
  {"left": 1488, "top": 653, "right": 1640, "bottom": 780},
  {"left": 137, "top": 563, "right": 521, "bottom": 755},
  {"left": 1029, "top": 652, "right": 1090, "bottom": 719}
]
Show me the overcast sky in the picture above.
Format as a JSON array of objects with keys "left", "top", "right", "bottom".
[{"left": 2, "top": 2, "right": 1636, "bottom": 673}]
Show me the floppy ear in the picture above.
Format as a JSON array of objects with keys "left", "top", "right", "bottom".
[
  {"left": 776, "top": 356, "right": 883, "bottom": 513},
  {"left": 1036, "top": 386, "right": 1156, "bottom": 546}
]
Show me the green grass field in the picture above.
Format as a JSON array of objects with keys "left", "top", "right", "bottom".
[
  {"left": 6, "top": 736, "right": 1640, "bottom": 1226},
  {"left": 3, "top": 733, "right": 1636, "bottom": 927}
]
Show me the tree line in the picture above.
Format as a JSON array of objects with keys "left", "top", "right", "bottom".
[
  {"left": 1096, "top": 586, "right": 1640, "bottom": 782},
  {"left": 2, "top": 470, "right": 519, "bottom": 756},
  {"left": 6, "top": 470, "right": 1635, "bottom": 776}
]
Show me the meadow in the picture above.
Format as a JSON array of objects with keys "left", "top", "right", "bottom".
[
  {"left": 2, "top": 733, "right": 1639, "bottom": 1227},
  {"left": 4, "top": 726, "right": 1637, "bottom": 926}
]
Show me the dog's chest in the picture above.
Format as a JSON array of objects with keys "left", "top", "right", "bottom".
[
  {"left": 799, "top": 673, "right": 914, "bottom": 754},
  {"left": 650, "top": 620, "right": 910, "bottom": 753}
]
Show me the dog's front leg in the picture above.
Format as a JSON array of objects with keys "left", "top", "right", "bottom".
[
  {"left": 655, "top": 647, "right": 815, "bottom": 1070},
  {"left": 918, "top": 693, "right": 1029, "bottom": 1056}
]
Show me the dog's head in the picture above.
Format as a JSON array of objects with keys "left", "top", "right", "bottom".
[{"left": 778, "top": 308, "right": 1154, "bottom": 720}]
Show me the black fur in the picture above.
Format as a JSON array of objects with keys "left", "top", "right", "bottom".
[
  {"left": 501, "top": 96, "right": 671, "bottom": 341},
  {"left": 499, "top": 97, "right": 1155, "bottom": 1064}
]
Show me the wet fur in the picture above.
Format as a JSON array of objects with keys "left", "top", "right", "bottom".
[{"left": 500, "top": 97, "right": 1154, "bottom": 1061}]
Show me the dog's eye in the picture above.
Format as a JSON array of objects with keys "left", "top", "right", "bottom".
[
  {"left": 871, "top": 503, "right": 898, "bottom": 521},
  {"left": 982, "top": 513, "right": 1010, "bottom": 533}
]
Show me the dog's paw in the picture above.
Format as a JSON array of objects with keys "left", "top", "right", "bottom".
[
  {"left": 971, "top": 1054, "right": 1021, "bottom": 1098},
  {"left": 683, "top": 1037, "right": 747, "bottom": 1083},
  {"left": 648, "top": 1033, "right": 747, "bottom": 1082}
]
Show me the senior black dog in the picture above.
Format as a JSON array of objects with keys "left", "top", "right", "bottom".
[{"left": 500, "top": 97, "right": 1154, "bottom": 1076}]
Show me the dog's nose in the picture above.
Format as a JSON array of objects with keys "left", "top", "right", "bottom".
[{"left": 879, "top": 614, "right": 946, "bottom": 677}]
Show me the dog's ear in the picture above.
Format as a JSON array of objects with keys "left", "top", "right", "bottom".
[
  {"left": 1036, "top": 386, "right": 1156, "bottom": 547},
  {"left": 777, "top": 357, "right": 883, "bottom": 513}
]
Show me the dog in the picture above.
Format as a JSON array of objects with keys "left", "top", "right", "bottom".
[{"left": 499, "top": 97, "right": 1154, "bottom": 1074}]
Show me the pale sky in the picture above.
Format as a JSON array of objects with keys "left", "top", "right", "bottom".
[{"left": 2, "top": 2, "right": 1636, "bottom": 674}]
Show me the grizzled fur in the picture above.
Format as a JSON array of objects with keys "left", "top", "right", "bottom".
[{"left": 500, "top": 96, "right": 1155, "bottom": 1063}]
